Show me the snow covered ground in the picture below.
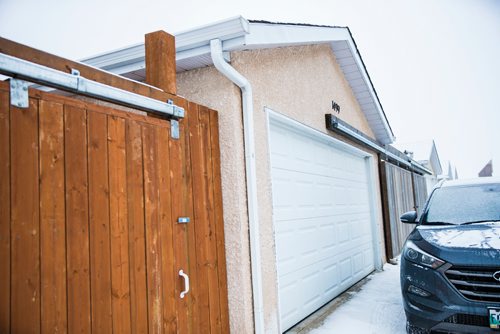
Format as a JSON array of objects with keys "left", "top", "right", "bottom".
[{"left": 308, "top": 262, "right": 406, "bottom": 334}]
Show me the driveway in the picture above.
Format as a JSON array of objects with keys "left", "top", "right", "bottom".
[{"left": 289, "top": 261, "right": 407, "bottom": 334}]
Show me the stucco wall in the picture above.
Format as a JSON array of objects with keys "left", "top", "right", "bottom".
[
  {"left": 177, "top": 44, "right": 386, "bottom": 334},
  {"left": 177, "top": 67, "right": 255, "bottom": 334}
]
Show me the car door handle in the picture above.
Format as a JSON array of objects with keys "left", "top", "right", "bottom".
[{"left": 179, "top": 269, "right": 190, "bottom": 299}]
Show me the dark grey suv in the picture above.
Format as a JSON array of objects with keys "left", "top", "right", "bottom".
[{"left": 400, "top": 178, "right": 500, "bottom": 333}]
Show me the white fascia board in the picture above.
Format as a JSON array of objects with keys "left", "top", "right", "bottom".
[
  {"left": 176, "top": 16, "right": 249, "bottom": 52},
  {"left": 82, "top": 43, "right": 145, "bottom": 71},
  {"left": 241, "top": 23, "right": 395, "bottom": 145},
  {"left": 78, "top": 18, "right": 395, "bottom": 146},
  {"left": 344, "top": 37, "right": 395, "bottom": 144},
  {"left": 80, "top": 16, "right": 248, "bottom": 75},
  {"left": 177, "top": 43, "right": 234, "bottom": 63},
  {"left": 103, "top": 62, "right": 146, "bottom": 77},
  {"left": 241, "top": 23, "right": 350, "bottom": 50}
]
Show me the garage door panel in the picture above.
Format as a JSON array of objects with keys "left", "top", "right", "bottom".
[
  {"left": 271, "top": 124, "right": 367, "bottom": 178},
  {"left": 277, "top": 227, "right": 373, "bottom": 281},
  {"left": 278, "top": 252, "right": 371, "bottom": 327},
  {"left": 272, "top": 170, "right": 370, "bottom": 221},
  {"left": 275, "top": 216, "right": 374, "bottom": 269},
  {"left": 270, "top": 117, "right": 377, "bottom": 332}
]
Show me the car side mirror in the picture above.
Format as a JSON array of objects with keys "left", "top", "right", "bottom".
[{"left": 400, "top": 211, "right": 418, "bottom": 224}]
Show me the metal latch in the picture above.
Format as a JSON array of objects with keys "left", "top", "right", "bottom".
[
  {"left": 177, "top": 217, "right": 190, "bottom": 224},
  {"left": 10, "top": 79, "right": 29, "bottom": 108}
]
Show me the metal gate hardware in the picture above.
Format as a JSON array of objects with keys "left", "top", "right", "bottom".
[
  {"left": 177, "top": 217, "right": 190, "bottom": 224},
  {"left": 171, "top": 120, "right": 180, "bottom": 140},
  {"left": 9, "top": 78, "right": 28, "bottom": 108},
  {"left": 168, "top": 99, "right": 181, "bottom": 139},
  {"left": 167, "top": 99, "right": 184, "bottom": 118},
  {"left": 179, "top": 270, "right": 190, "bottom": 298},
  {"left": 0, "top": 52, "right": 185, "bottom": 119}
]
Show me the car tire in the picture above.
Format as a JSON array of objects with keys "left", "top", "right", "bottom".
[{"left": 406, "top": 320, "right": 430, "bottom": 334}]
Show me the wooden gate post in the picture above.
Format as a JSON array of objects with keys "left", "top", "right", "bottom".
[{"left": 145, "top": 31, "right": 177, "bottom": 95}]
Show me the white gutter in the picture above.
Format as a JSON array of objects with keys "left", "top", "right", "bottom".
[{"left": 210, "top": 39, "right": 265, "bottom": 334}]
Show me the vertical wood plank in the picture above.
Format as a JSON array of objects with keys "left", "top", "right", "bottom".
[
  {"left": 10, "top": 97, "right": 40, "bottom": 333},
  {"left": 65, "top": 105, "right": 91, "bottom": 334},
  {"left": 87, "top": 110, "right": 113, "bottom": 333},
  {"left": 170, "top": 102, "right": 192, "bottom": 334},
  {"left": 208, "top": 109, "right": 230, "bottom": 333},
  {"left": 188, "top": 103, "right": 212, "bottom": 332},
  {"left": 378, "top": 160, "right": 393, "bottom": 260},
  {"left": 0, "top": 89, "right": 10, "bottom": 333},
  {"left": 157, "top": 125, "right": 177, "bottom": 333},
  {"left": 199, "top": 107, "right": 222, "bottom": 333},
  {"left": 126, "top": 120, "right": 149, "bottom": 334},
  {"left": 39, "top": 100, "right": 67, "bottom": 333},
  {"left": 145, "top": 31, "right": 177, "bottom": 95},
  {"left": 108, "top": 116, "right": 132, "bottom": 334},
  {"left": 142, "top": 124, "right": 163, "bottom": 333},
  {"left": 181, "top": 103, "right": 200, "bottom": 334}
]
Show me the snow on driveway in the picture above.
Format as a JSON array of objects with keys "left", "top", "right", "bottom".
[{"left": 308, "top": 262, "right": 406, "bottom": 334}]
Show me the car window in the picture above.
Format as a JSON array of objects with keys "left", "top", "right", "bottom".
[{"left": 424, "top": 183, "right": 500, "bottom": 225}]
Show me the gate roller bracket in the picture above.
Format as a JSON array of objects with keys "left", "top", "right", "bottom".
[{"left": 10, "top": 78, "right": 28, "bottom": 108}]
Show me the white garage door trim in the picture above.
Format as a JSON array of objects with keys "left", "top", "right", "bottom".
[{"left": 265, "top": 108, "right": 382, "bottom": 332}]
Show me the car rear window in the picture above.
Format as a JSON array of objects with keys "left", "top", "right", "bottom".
[{"left": 424, "top": 183, "right": 500, "bottom": 225}]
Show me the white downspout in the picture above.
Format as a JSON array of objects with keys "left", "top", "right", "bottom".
[{"left": 210, "top": 38, "right": 265, "bottom": 334}]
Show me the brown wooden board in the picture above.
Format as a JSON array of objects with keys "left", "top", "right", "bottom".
[
  {"left": 88, "top": 110, "right": 113, "bottom": 333},
  {"left": 126, "top": 120, "right": 149, "bottom": 334},
  {"left": 189, "top": 104, "right": 224, "bottom": 333},
  {"left": 10, "top": 97, "right": 40, "bottom": 333},
  {"left": 170, "top": 99, "right": 191, "bottom": 334},
  {"left": 182, "top": 102, "right": 200, "bottom": 334},
  {"left": 188, "top": 103, "right": 211, "bottom": 332},
  {"left": 39, "top": 99, "right": 67, "bottom": 333},
  {"left": 157, "top": 125, "right": 178, "bottom": 333},
  {"left": 142, "top": 123, "right": 163, "bottom": 333},
  {"left": 208, "top": 109, "right": 230, "bottom": 333},
  {"left": 65, "top": 104, "right": 91, "bottom": 334},
  {"left": 108, "top": 115, "right": 132, "bottom": 334},
  {"left": 0, "top": 90, "right": 10, "bottom": 333},
  {"left": 378, "top": 159, "right": 394, "bottom": 261},
  {"left": 200, "top": 106, "right": 222, "bottom": 332}
]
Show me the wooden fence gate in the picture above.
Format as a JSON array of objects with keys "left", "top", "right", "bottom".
[
  {"left": 379, "top": 160, "right": 428, "bottom": 260},
  {"left": 0, "top": 81, "right": 229, "bottom": 333}
]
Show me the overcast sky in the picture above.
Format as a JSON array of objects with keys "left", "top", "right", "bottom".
[{"left": 1, "top": 0, "right": 498, "bottom": 178}]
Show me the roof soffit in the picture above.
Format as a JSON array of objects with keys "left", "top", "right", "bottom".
[{"left": 81, "top": 17, "right": 395, "bottom": 144}]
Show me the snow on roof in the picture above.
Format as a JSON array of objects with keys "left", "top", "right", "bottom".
[{"left": 81, "top": 16, "right": 395, "bottom": 144}]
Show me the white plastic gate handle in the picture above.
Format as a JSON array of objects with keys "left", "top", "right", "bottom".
[{"left": 179, "top": 269, "right": 190, "bottom": 299}]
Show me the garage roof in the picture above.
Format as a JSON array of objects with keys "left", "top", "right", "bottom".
[{"left": 82, "top": 16, "right": 395, "bottom": 144}]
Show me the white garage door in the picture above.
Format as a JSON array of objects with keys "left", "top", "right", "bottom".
[{"left": 268, "top": 113, "right": 377, "bottom": 332}]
